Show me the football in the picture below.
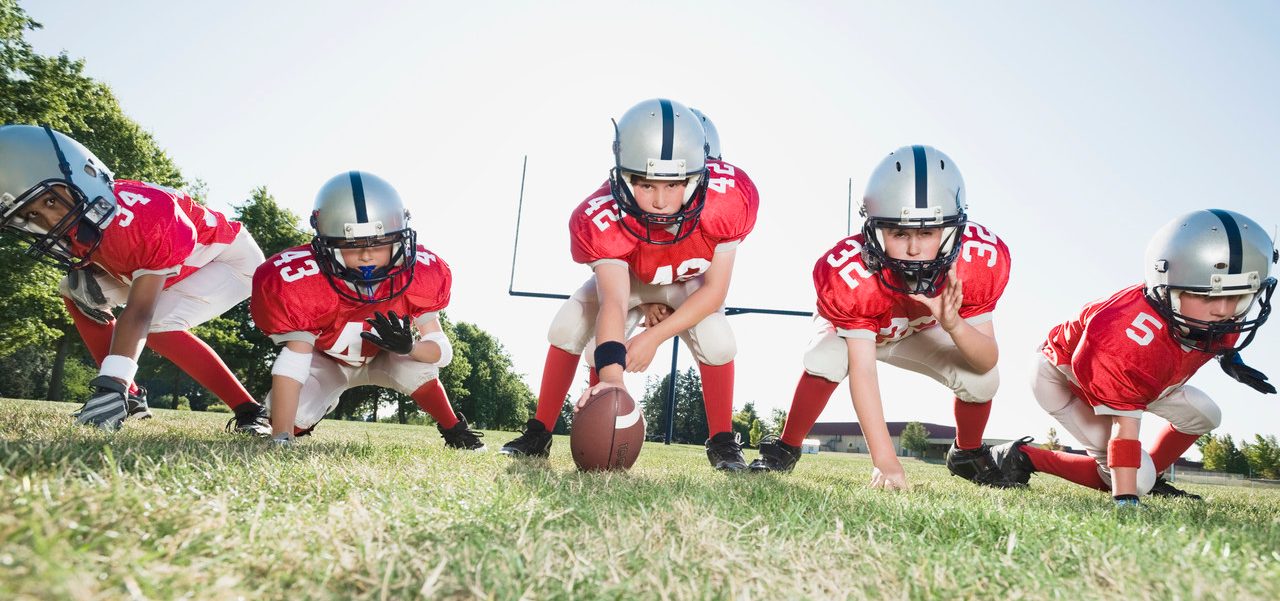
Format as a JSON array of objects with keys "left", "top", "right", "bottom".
[{"left": 570, "top": 387, "right": 646, "bottom": 471}]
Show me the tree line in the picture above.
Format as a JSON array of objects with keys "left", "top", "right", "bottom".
[{"left": 0, "top": 1, "right": 536, "bottom": 429}]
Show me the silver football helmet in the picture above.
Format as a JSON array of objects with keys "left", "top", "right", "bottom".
[
  {"left": 1144, "top": 209, "right": 1277, "bottom": 353},
  {"left": 309, "top": 171, "right": 416, "bottom": 303},
  {"left": 609, "top": 98, "right": 708, "bottom": 245},
  {"left": 0, "top": 124, "right": 118, "bottom": 269},
  {"left": 859, "top": 145, "right": 967, "bottom": 296},
  {"left": 690, "top": 108, "right": 721, "bottom": 160}
]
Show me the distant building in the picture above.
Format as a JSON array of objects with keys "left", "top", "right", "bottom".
[{"left": 808, "top": 421, "right": 1011, "bottom": 459}]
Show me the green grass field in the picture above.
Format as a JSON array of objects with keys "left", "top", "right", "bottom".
[{"left": 2, "top": 398, "right": 1279, "bottom": 600}]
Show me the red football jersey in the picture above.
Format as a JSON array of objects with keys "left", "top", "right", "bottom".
[
  {"left": 813, "top": 222, "right": 1011, "bottom": 344},
  {"left": 251, "top": 244, "right": 452, "bottom": 367},
  {"left": 569, "top": 160, "right": 759, "bottom": 285},
  {"left": 1042, "top": 284, "right": 1227, "bottom": 412},
  {"left": 70, "top": 180, "right": 243, "bottom": 287}
]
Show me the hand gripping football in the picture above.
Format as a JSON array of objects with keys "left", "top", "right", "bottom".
[{"left": 570, "top": 387, "right": 646, "bottom": 471}]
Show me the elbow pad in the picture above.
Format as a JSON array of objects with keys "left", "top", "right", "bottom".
[{"left": 422, "top": 331, "right": 452, "bottom": 368}]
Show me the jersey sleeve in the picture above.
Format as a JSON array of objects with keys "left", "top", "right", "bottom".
[
  {"left": 955, "top": 223, "right": 1011, "bottom": 325},
  {"left": 1069, "top": 310, "right": 1165, "bottom": 412},
  {"left": 697, "top": 161, "right": 760, "bottom": 251},
  {"left": 812, "top": 236, "right": 889, "bottom": 339},
  {"left": 111, "top": 182, "right": 198, "bottom": 280},
  {"left": 250, "top": 247, "right": 332, "bottom": 346},
  {"left": 404, "top": 246, "right": 452, "bottom": 325},
  {"left": 568, "top": 183, "right": 640, "bottom": 267}
]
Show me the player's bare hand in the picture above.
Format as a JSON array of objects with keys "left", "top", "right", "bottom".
[
  {"left": 624, "top": 330, "right": 660, "bottom": 372},
  {"left": 575, "top": 381, "right": 626, "bottom": 412},
  {"left": 639, "top": 303, "right": 673, "bottom": 328},
  {"left": 869, "top": 464, "right": 909, "bottom": 491},
  {"left": 909, "top": 265, "right": 963, "bottom": 332}
]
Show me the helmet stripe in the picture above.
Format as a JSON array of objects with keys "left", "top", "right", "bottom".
[
  {"left": 349, "top": 171, "right": 368, "bottom": 224},
  {"left": 912, "top": 145, "right": 928, "bottom": 209},
  {"left": 659, "top": 99, "right": 674, "bottom": 160},
  {"left": 1208, "top": 209, "right": 1243, "bottom": 274}
]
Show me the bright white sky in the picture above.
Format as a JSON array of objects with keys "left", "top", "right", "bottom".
[{"left": 24, "top": 1, "right": 1280, "bottom": 454}]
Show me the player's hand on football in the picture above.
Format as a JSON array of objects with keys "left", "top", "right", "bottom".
[
  {"left": 361, "top": 311, "right": 415, "bottom": 355},
  {"left": 639, "top": 303, "right": 673, "bottom": 328},
  {"left": 575, "top": 381, "right": 625, "bottom": 412},
  {"left": 1219, "top": 350, "right": 1276, "bottom": 394},
  {"left": 624, "top": 330, "right": 660, "bottom": 372},
  {"left": 909, "top": 265, "right": 963, "bottom": 332},
  {"left": 869, "top": 463, "right": 909, "bottom": 491}
]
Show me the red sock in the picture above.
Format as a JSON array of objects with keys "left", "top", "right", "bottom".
[
  {"left": 1149, "top": 423, "right": 1202, "bottom": 473},
  {"left": 147, "top": 330, "right": 257, "bottom": 412},
  {"left": 64, "top": 298, "right": 139, "bottom": 395},
  {"left": 534, "top": 345, "right": 580, "bottom": 430},
  {"left": 780, "top": 372, "right": 839, "bottom": 446},
  {"left": 1022, "top": 445, "right": 1109, "bottom": 491},
  {"left": 698, "top": 361, "right": 734, "bottom": 436},
  {"left": 954, "top": 397, "right": 992, "bottom": 450},
  {"left": 410, "top": 379, "right": 459, "bottom": 429},
  {"left": 588, "top": 368, "right": 600, "bottom": 386}
]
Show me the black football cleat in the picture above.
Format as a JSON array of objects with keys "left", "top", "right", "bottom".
[
  {"left": 946, "top": 442, "right": 1025, "bottom": 488},
  {"left": 988, "top": 436, "right": 1037, "bottom": 485},
  {"left": 1149, "top": 477, "right": 1203, "bottom": 500},
  {"left": 499, "top": 419, "right": 553, "bottom": 458},
  {"left": 438, "top": 413, "right": 486, "bottom": 450},
  {"left": 125, "top": 384, "right": 153, "bottom": 420},
  {"left": 748, "top": 436, "right": 802, "bottom": 472},
  {"left": 705, "top": 431, "right": 747, "bottom": 472},
  {"left": 225, "top": 403, "right": 271, "bottom": 437}
]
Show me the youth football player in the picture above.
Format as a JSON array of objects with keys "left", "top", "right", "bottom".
[
  {"left": 991, "top": 209, "right": 1275, "bottom": 504},
  {"left": 0, "top": 124, "right": 270, "bottom": 433},
  {"left": 252, "top": 171, "right": 483, "bottom": 449},
  {"left": 499, "top": 99, "right": 760, "bottom": 471},
  {"left": 749, "top": 146, "right": 1019, "bottom": 489}
]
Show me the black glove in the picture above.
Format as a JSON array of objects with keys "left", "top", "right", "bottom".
[
  {"left": 361, "top": 311, "right": 415, "bottom": 355},
  {"left": 62, "top": 268, "right": 113, "bottom": 324},
  {"left": 1219, "top": 350, "right": 1276, "bottom": 394},
  {"left": 73, "top": 375, "right": 130, "bottom": 429}
]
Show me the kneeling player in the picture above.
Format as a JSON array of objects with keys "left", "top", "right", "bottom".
[
  {"left": 750, "top": 146, "right": 1019, "bottom": 489},
  {"left": 992, "top": 209, "right": 1275, "bottom": 504},
  {"left": 251, "top": 171, "right": 483, "bottom": 449},
  {"left": 0, "top": 125, "right": 270, "bottom": 433},
  {"left": 499, "top": 99, "right": 760, "bottom": 471}
]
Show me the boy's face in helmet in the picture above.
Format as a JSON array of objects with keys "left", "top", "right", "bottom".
[
  {"left": 629, "top": 175, "right": 686, "bottom": 216},
  {"left": 339, "top": 243, "right": 393, "bottom": 272},
  {"left": 14, "top": 185, "right": 74, "bottom": 233},
  {"left": 880, "top": 227, "right": 943, "bottom": 262},
  {"left": 1178, "top": 292, "right": 1249, "bottom": 323}
]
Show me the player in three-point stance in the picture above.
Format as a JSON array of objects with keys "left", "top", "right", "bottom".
[
  {"left": 749, "top": 146, "right": 1021, "bottom": 489},
  {"left": 0, "top": 124, "right": 270, "bottom": 433},
  {"left": 499, "top": 99, "right": 760, "bottom": 471},
  {"left": 990, "top": 209, "right": 1275, "bottom": 505},
  {"left": 251, "top": 171, "right": 483, "bottom": 449}
]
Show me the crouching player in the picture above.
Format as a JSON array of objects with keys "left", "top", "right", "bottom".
[
  {"left": 0, "top": 124, "right": 270, "bottom": 433},
  {"left": 499, "top": 99, "right": 759, "bottom": 471},
  {"left": 251, "top": 171, "right": 483, "bottom": 449},
  {"left": 992, "top": 209, "right": 1275, "bottom": 504},
  {"left": 750, "top": 146, "right": 1020, "bottom": 489}
]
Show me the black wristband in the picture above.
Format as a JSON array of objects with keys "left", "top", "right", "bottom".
[{"left": 594, "top": 340, "right": 627, "bottom": 372}]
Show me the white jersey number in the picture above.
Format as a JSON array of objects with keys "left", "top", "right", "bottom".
[
  {"left": 827, "top": 238, "right": 873, "bottom": 290},
  {"left": 274, "top": 251, "right": 320, "bottom": 283},
  {"left": 1125, "top": 312, "right": 1164, "bottom": 346}
]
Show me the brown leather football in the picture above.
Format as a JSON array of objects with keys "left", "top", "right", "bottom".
[{"left": 570, "top": 387, "right": 646, "bottom": 471}]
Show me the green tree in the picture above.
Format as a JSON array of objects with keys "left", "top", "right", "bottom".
[
  {"left": 749, "top": 419, "right": 763, "bottom": 448},
  {"left": 1242, "top": 435, "right": 1280, "bottom": 480},
  {"left": 768, "top": 408, "right": 788, "bottom": 437},
  {"left": 1198, "top": 433, "right": 1250, "bottom": 475},
  {"left": 900, "top": 421, "right": 929, "bottom": 458},
  {"left": 731, "top": 401, "right": 759, "bottom": 443},
  {"left": 640, "top": 367, "right": 707, "bottom": 443},
  {"left": 1042, "top": 427, "right": 1063, "bottom": 451},
  {"left": 447, "top": 321, "right": 533, "bottom": 430}
]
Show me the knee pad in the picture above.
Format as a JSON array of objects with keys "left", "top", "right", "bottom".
[
  {"left": 955, "top": 367, "right": 1000, "bottom": 403},
  {"left": 802, "top": 342, "right": 847, "bottom": 383},
  {"left": 1172, "top": 386, "right": 1222, "bottom": 434},
  {"left": 546, "top": 298, "right": 593, "bottom": 354}
]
